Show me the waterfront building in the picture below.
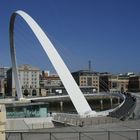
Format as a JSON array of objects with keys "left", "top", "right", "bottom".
[
  {"left": 40, "top": 72, "right": 62, "bottom": 96},
  {"left": 41, "top": 70, "right": 50, "bottom": 79},
  {"left": 7, "top": 64, "right": 40, "bottom": 97},
  {"left": 0, "top": 67, "right": 9, "bottom": 96},
  {"left": 100, "top": 73, "right": 129, "bottom": 93},
  {"left": 109, "top": 74, "right": 129, "bottom": 93},
  {"left": 128, "top": 75, "right": 140, "bottom": 92},
  {"left": 99, "top": 72, "right": 111, "bottom": 92},
  {"left": 72, "top": 70, "right": 99, "bottom": 93},
  {"left": 109, "top": 75, "right": 119, "bottom": 92},
  {"left": 117, "top": 74, "right": 129, "bottom": 92},
  {"left": 0, "top": 67, "right": 9, "bottom": 78},
  {"left": 0, "top": 79, "right": 5, "bottom": 95}
]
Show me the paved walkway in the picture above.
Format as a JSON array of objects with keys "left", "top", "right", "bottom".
[{"left": 6, "top": 119, "right": 140, "bottom": 140}]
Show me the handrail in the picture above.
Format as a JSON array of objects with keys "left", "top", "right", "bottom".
[
  {"left": 5, "top": 129, "right": 140, "bottom": 133},
  {"left": 5, "top": 129, "right": 140, "bottom": 140}
]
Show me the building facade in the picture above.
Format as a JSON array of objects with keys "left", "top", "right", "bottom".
[
  {"left": 7, "top": 64, "right": 40, "bottom": 97},
  {"left": 72, "top": 70, "right": 99, "bottom": 93},
  {"left": 128, "top": 75, "right": 140, "bottom": 92},
  {"left": 99, "top": 73, "right": 111, "bottom": 92},
  {"left": 40, "top": 72, "right": 62, "bottom": 96},
  {"left": 117, "top": 74, "right": 129, "bottom": 92},
  {"left": 99, "top": 73, "right": 130, "bottom": 93},
  {"left": 0, "top": 67, "right": 9, "bottom": 78},
  {"left": 0, "top": 67, "right": 9, "bottom": 96},
  {"left": 0, "top": 79, "right": 4, "bottom": 95},
  {"left": 109, "top": 74, "right": 129, "bottom": 93},
  {"left": 109, "top": 75, "right": 119, "bottom": 92}
]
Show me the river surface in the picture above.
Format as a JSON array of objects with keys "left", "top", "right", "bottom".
[{"left": 48, "top": 98, "right": 120, "bottom": 113}]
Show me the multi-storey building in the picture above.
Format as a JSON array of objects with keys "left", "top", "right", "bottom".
[
  {"left": 0, "top": 79, "right": 4, "bottom": 95},
  {"left": 40, "top": 72, "right": 62, "bottom": 96},
  {"left": 109, "top": 75, "right": 119, "bottom": 93},
  {"left": 0, "top": 67, "right": 9, "bottom": 96},
  {"left": 117, "top": 74, "right": 129, "bottom": 92},
  {"left": 128, "top": 75, "right": 140, "bottom": 92},
  {"left": 99, "top": 73, "right": 129, "bottom": 93},
  {"left": 7, "top": 64, "right": 40, "bottom": 97},
  {"left": 109, "top": 74, "right": 129, "bottom": 93},
  {"left": 0, "top": 67, "right": 9, "bottom": 78},
  {"left": 99, "top": 72, "right": 111, "bottom": 92},
  {"left": 72, "top": 70, "right": 99, "bottom": 93}
]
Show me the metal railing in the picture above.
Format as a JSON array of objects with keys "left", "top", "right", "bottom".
[
  {"left": 5, "top": 129, "right": 140, "bottom": 140},
  {"left": 52, "top": 113, "right": 120, "bottom": 126}
]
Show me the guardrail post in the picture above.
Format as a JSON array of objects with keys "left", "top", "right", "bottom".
[
  {"left": 50, "top": 132, "right": 52, "bottom": 140},
  {"left": 108, "top": 131, "right": 110, "bottom": 140},
  {"left": 79, "top": 132, "right": 81, "bottom": 140},
  {"left": 136, "top": 130, "right": 139, "bottom": 140},
  {"left": 20, "top": 132, "right": 23, "bottom": 140}
]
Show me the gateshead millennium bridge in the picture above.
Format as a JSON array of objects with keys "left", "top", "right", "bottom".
[
  {"left": 0, "top": 9, "right": 138, "bottom": 140},
  {"left": 9, "top": 10, "right": 94, "bottom": 116},
  {"left": 8, "top": 10, "right": 137, "bottom": 119}
]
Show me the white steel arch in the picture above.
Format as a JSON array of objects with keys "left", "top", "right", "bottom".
[{"left": 9, "top": 10, "right": 96, "bottom": 115}]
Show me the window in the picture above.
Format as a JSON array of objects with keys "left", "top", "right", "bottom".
[{"left": 87, "top": 77, "right": 92, "bottom": 86}]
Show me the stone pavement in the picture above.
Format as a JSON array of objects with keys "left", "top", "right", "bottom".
[{"left": 6, "top": 119, "right": 140, "bottom": 140}]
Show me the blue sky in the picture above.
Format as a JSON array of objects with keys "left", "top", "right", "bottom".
[{"left": 0, "top": 0, "right": 140, "bottom": 73}]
